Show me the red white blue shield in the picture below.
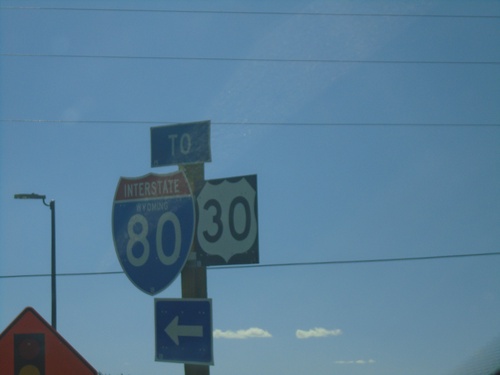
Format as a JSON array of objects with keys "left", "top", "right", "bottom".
[{"left": 112, "top": 171, "right": 194, "bottom": 295}]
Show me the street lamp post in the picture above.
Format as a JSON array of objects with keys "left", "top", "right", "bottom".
[{"left": 14, "top": 193, "right": 57, "bottom": 330}]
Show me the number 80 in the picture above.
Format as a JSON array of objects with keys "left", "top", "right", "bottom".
[{"left": 126, "top": 212, "right": 181, "bottom": 267}]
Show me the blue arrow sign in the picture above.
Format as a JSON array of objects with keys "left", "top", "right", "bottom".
[
  {"left": 151, "top": 121, "right": 211, "bottom": 167},
  {"left": 155, "top": 298, "right": 213, "bottom": 365}
]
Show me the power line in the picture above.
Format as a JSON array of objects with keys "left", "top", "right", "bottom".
[
  {"left": 1, "top": 251, "right": 499, "bottom": 279},
  {"left": 2, "top": 53, "right": 499, "bottom": 65},
  {"left": 1, "top": 6, "right": 499, "bottom": 19},
  {"left": 0, "top": 271, "right": 123, "bottom": 279},
  {"left": 211, "top": 251, "right": 500, "bottom": 270},
  {"left": 0, "top": 119, "right": 499, "bottom": 127}
]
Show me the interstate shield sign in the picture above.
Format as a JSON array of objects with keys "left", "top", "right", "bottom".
[{"left": 112, "top": 171, "right": 195, "bottom": 295}]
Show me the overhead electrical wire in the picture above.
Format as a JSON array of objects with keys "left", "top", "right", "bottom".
[
  {"left": 1, "top": 6, "right": 499, "bottom": 19},
  {"left": 1, "top": 53, "right": 499, "bottom": 65},
  {"left": 1, "top": 251, "right": 499, "bottom": 279},
  {"left": 0, "top": 119, "right": 498, "bottom": 127}
]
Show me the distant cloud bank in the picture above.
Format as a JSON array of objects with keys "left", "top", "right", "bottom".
[
  {"left": 335, "top": 359, "right": 376, "bottom": 365},
  {"left": 295, "top": 327, "right": 343, "bottom": 339},
  {"left": 214, "top": 328, "right": 272, "bottom": 339}
]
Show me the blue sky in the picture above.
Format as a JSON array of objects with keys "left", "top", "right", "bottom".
[{"left": 1, "top": 1, "right": 499, "bottom": 374}]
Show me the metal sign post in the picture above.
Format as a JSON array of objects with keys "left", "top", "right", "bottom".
[{"left": 179, "top": 163, "right": 210, "bottom": 375}]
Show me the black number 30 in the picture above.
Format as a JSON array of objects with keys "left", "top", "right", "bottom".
[{"left": 203, "top": 196, "right": 251, "bottom": 243}]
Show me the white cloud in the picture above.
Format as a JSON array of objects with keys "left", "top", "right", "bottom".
[
  {"left": 335, "top": 359, "right": 376, "bottom": 365},
  {"left": 214, "top": 328, "right": 272, "bottom": 339},
  {"left": 295, "top": 327, "right": 343, "bottom": 339}
]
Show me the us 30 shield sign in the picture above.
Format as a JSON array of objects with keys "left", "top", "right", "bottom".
[
  {"left": 196, "top": 174, "right": 258, "bottom": 266},
  {"left": 112, "top": 171, "right": 195, "bottom": 295}
]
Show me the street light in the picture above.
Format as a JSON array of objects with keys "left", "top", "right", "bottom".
[{"left": 14, "top": 193, "right": 57, "bottom": 330}]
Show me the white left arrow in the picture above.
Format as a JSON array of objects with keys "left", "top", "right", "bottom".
[{"left": 165, "top": 316, "right": 203, "bottom": 345}]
